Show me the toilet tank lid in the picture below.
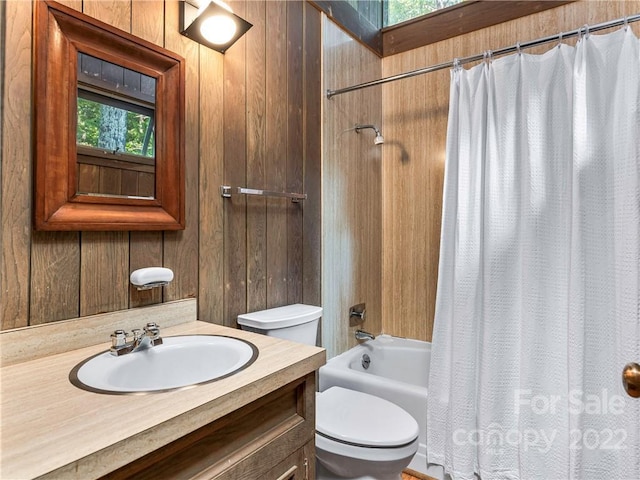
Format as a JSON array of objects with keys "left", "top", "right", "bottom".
[{"left": 237, "top": 304, "right": 322, "bottom": 329}]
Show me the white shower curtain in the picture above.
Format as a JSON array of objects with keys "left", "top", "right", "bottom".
[{"left": 427, "top": 28, "right": 640, "bottom": 480}]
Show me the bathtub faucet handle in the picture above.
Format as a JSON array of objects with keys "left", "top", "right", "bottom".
[{"left": 349, "top": 303, "right": 366, "bottom": 326}]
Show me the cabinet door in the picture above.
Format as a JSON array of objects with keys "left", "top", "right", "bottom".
[
  {"left": 263, "top": 440, "right": 314, "bottom": 480},
  {"left": 101, "top": 374, "right": 317, "bottom": 480}
]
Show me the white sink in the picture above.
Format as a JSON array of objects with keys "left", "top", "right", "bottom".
[{"left": 70, "top": 335, "right": 258, "bottom": 394}]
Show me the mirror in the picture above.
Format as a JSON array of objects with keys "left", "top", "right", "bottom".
[
  {"left": 34, "top": 0, "right": 185, "bottom": 230},
  {"left": 76, "top": 53, "right": 157, "bottom": 199}
]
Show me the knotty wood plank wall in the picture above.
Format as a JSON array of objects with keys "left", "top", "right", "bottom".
[
  {"left": 380, "top": 0, "right": 640, "bottom": 342},
  {"left": 0, "top": 0, "right": 321, "bottom": 331},
  {"left": 322, "top": 17, "right": 382, "bottom": 358}
]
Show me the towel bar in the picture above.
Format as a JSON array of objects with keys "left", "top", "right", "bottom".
[{"left": 220, "top": 186, "right": 307, "bottom": 203}]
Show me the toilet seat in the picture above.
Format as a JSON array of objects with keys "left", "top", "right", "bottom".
[
  {"left": 315, "top": 431, "right": 419, "bottom": 463},
  {"left": 316, "top": 387, "right": 419, "bottom": 448}
]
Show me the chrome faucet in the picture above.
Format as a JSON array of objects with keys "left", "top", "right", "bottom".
[
  {"left": 110, "top": 322, "right": 163, "bottom": 356},
  {"left": 355, "top": 329, "right": 375, "bottom": 341}
]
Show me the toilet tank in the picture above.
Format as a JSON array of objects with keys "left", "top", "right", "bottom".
[{"left": 237, "top": 304, "right": 322, "bottom": 346}]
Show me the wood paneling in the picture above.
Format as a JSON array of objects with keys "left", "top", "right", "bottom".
[
  {"left": 131, "top": 0, "right": 163, "bottom": 47},
  {"left": 302, "top": 3, "right": 322, "bottom": 309},
  {"left": 30, "top": 232, "right": 80, "bottom": 324},
  {"left": 1, "top": 1, "right": 322, "bottom": 331},
  {"left": 197, "top": 44, "right": 225, "bottom": 323},
  {"left": 83, "top": 0, "right": 130, "bottom": 28},
  {"left": 266, "top": 0, "right": 288, "bottom": 309},
  {"left": 322, "top": 17, "right": 382, "bottom": 358},
  {"left": 76, "top": 154, "right": 155, "bottom": 198},
  {"left": 1, "top": 0, "right": 33, "bottom": 330},
  {"left": 220, "top": 1, "right": 322, "bottom": 327},
  {"left": 286, "top": 0, "right": 304, "bottom": 305},
  {"left": 223, "top": 0, "right": 248, "bottom": 328},
  {"left": 246, "top": 0, "right": 267, "bottom": 313},
  {"left": 163, "top": 0, "right": 198, "bottom": 301},
  {"left": 381, "top": 0, "right": 640, "bottom": 342},
  {"left": 80, "top": 231, "right": 129, "bottom": 316}
]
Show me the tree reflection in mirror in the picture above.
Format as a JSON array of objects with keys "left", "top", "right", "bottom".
[{"left": 76, "top": 52, "right": 157, "bottom": 199}]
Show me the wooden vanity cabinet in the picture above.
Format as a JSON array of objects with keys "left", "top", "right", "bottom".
[
  {"left": 263, "top": 441, "right": 315, "bottom": 480},
  {"left": 102, "top": 373, "right": 317, "bottom": 480}
]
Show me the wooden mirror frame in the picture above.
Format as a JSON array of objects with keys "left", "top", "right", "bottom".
[{"left": 34, "top": 0, "right": 185, "bottom": 231}]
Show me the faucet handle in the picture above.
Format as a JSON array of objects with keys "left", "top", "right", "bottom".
[
  {"left": 349, "top": 303, "right": 366, "bottom": 326},
  {"left": 144, "top": 322, "right": 160, "bottom": 336},
  {"left": 111, "top": 329, "right": 128, "bottom": 348},
  {"left": 144, "top": 322, "right": 162, "bottom": 346}
]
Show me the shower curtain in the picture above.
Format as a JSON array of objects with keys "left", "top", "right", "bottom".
[{"left": 427, "top": 28, "right": 640, "bottom": 480}]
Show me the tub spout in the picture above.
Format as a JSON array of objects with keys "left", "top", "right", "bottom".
[{"left": 355, "top": 330, "right": 375, "bottom": 341}]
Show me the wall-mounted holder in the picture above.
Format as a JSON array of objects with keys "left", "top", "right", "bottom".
[
  {"left": 130, "top": 267, "right": 174, "bottom": 291},
  {"left": 349, "top": 303, "right": 366, "bottom": 327},
  {"left": 220, "top": 185, "right": 307, "bottom": 203}
]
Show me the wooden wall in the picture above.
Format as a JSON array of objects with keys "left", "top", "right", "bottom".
[
  {"left": 0, "top": 0, "right": 321, "bottom": 331},
  {"left": 219, "top": 0, "right": 322, "bottom": 327},
  {"left": 381, "top": 0, "right": 640, "bottom": 342},
  {"left": 322, "top": 17, "right": 382, "bottom": 358},
  {"left": 6, "top": 0, "right": 635, "bottom": 351}
]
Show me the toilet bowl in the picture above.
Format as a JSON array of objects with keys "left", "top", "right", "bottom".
[
  {"left": 237, "top": 305, "right": 419, "bottom": 480},
  {"left": 315, "top": 387, "right": 419, "bottom": 480}
]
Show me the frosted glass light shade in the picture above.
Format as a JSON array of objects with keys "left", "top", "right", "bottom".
[{"left": 200, "top": 15, "right": 237, "bottom": 45}]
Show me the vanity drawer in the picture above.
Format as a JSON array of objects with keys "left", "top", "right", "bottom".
[{"left": 262, "top": 440, "right": 315, "bottom": 480}]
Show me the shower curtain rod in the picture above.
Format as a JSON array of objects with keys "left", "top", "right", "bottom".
[{"left": 326, "top": 13, "right": 640, "bottom": 99}]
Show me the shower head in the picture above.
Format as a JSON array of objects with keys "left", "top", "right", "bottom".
[{"left": 355, "top": 124, "right": 384, "bottom": 145}]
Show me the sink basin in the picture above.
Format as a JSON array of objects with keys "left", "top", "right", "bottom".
[{"left": 70, "top": 335, "right": 259, "bottom": 394}]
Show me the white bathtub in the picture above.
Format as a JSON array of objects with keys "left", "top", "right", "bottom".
[{"left": 319, "top": 334, "right": 443, "bottom": 479}]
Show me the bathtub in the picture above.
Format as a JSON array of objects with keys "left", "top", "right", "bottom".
[{"left": 319, "top": 334, "right": 443, "bottom": 479}]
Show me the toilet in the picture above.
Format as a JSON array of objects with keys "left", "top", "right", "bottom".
[{"left": 238, "top": 304, "right": 419, "bottom": 480}]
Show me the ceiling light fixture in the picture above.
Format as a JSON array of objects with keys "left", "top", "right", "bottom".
[{"left": 180, "top": 1, "right": 252, "bottom": 54}]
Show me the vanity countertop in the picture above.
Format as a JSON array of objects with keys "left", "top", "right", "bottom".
[{"left": 0, "top": 316, "right": 325, "bottom": 479}]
